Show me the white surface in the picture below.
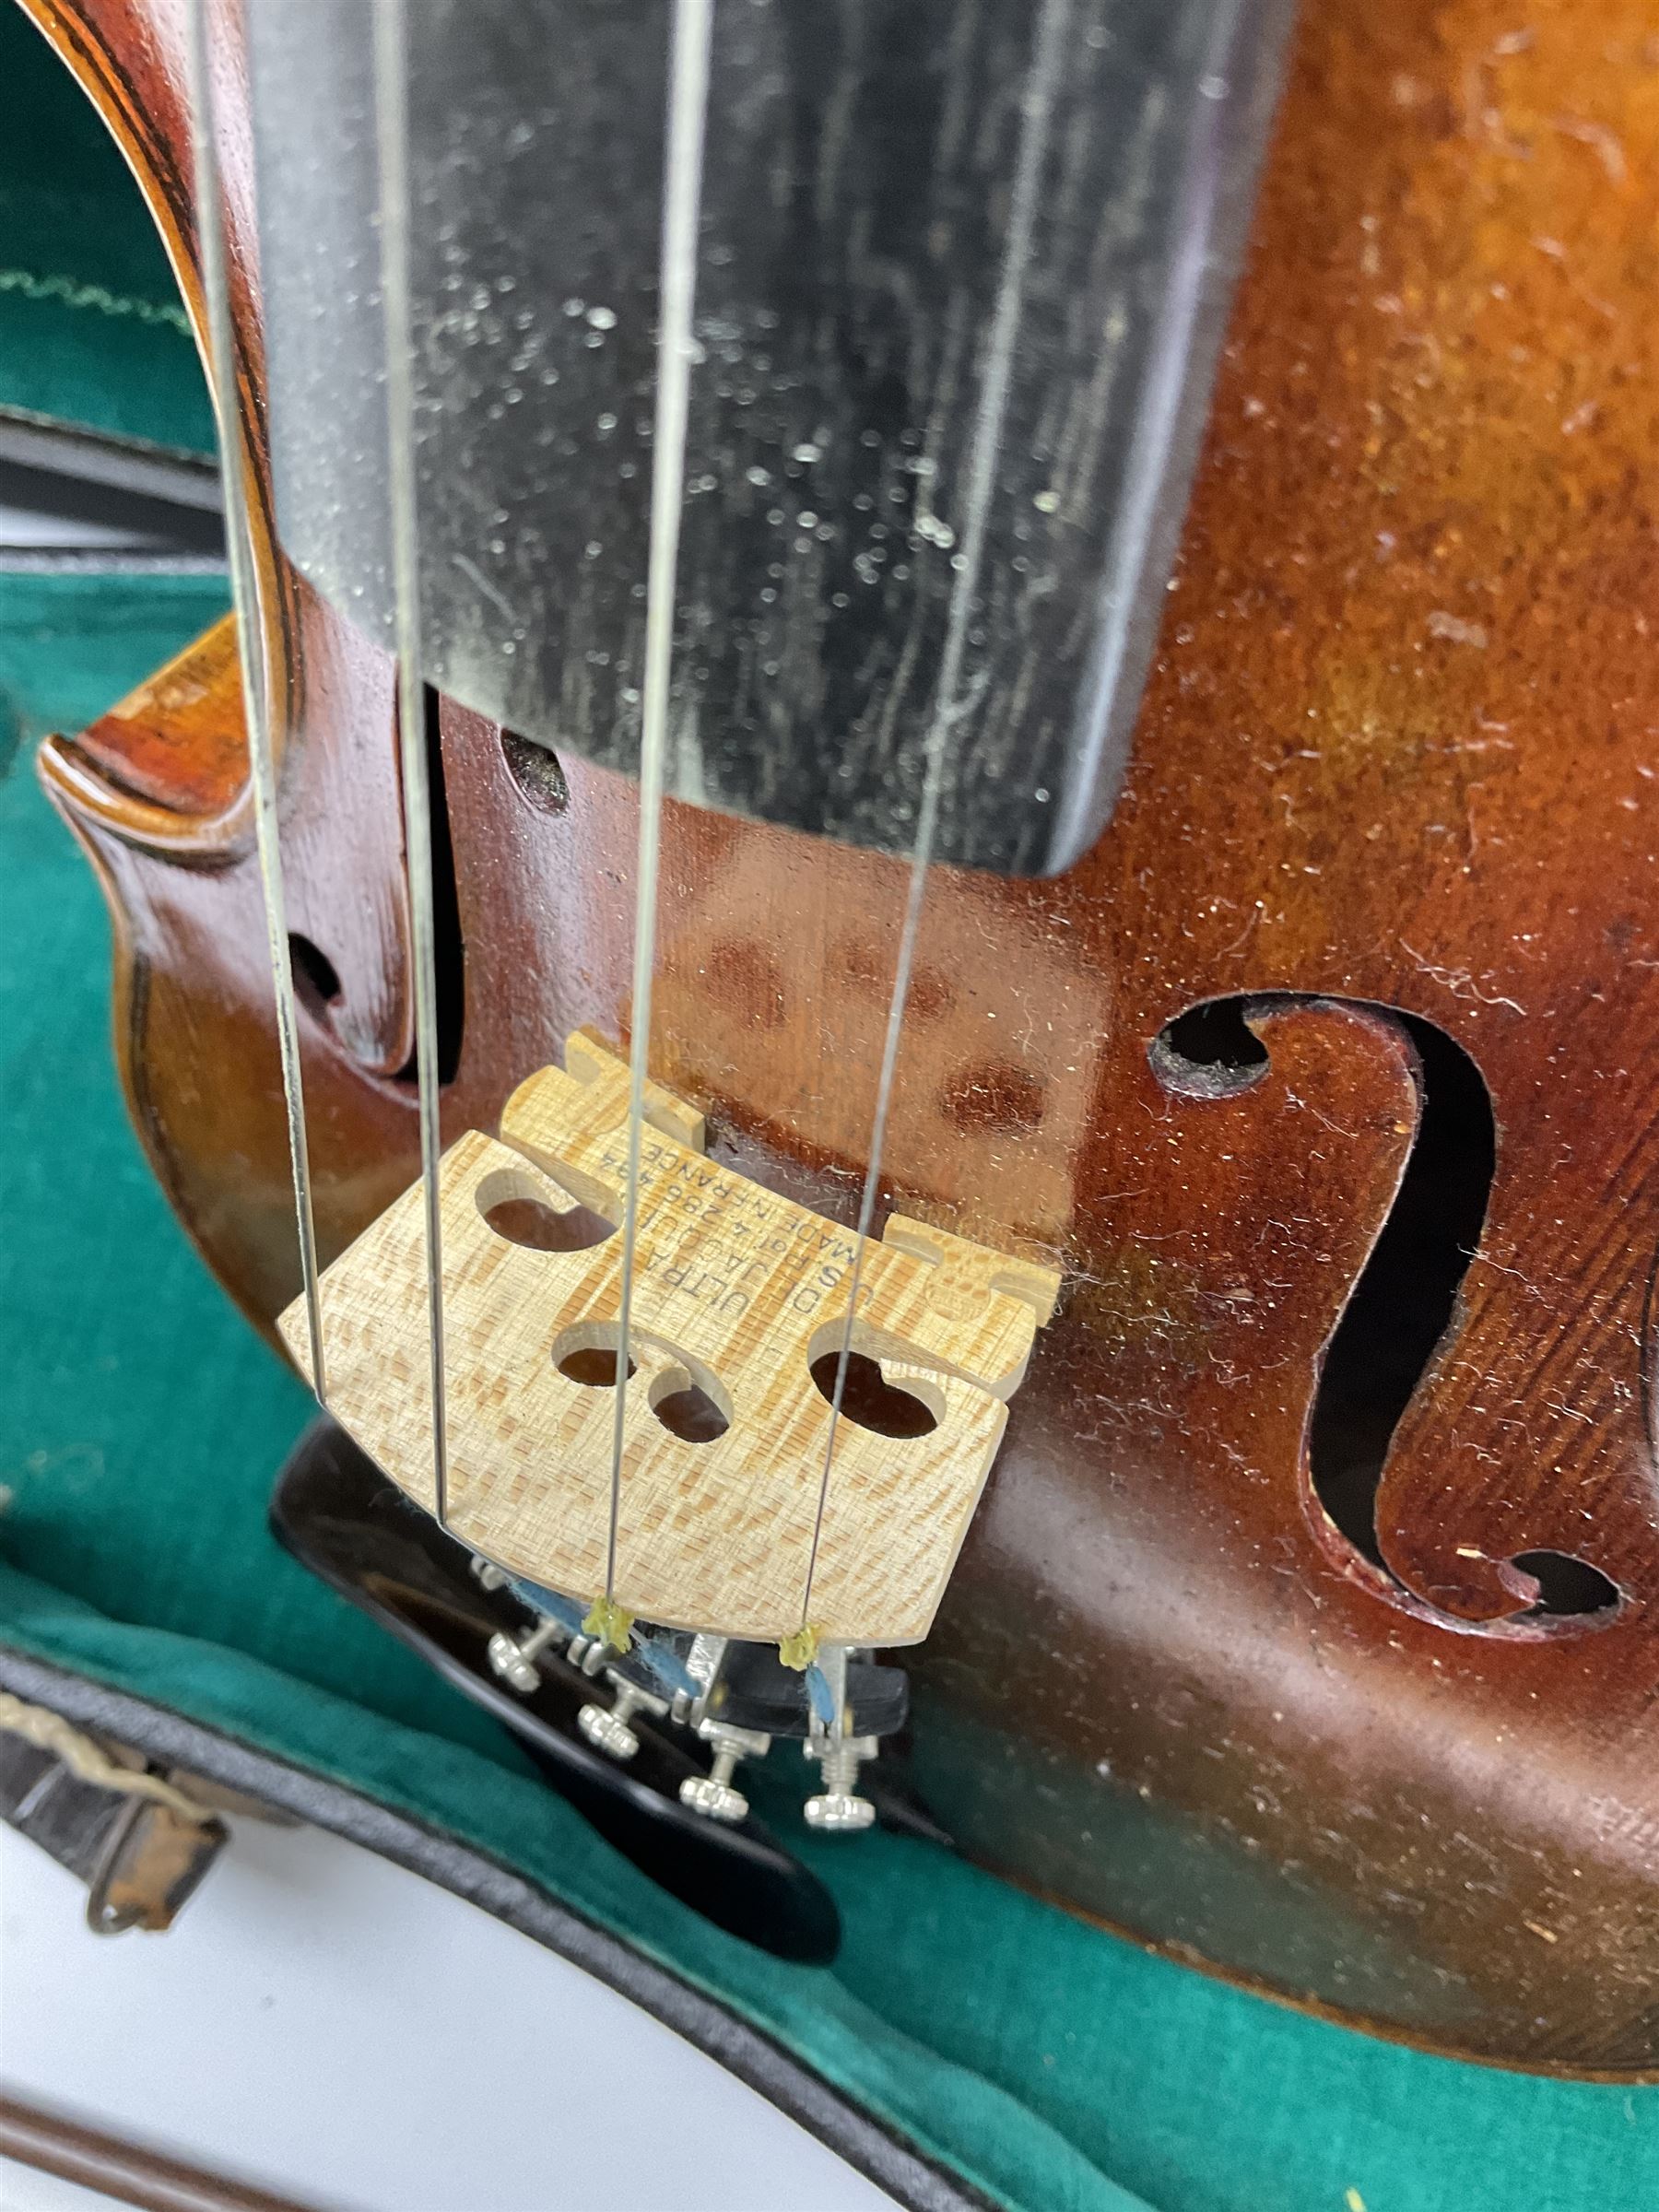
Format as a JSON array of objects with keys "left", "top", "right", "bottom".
[
  {"left": 0, "top": 2159, "right": 111, "bottom": 2209},
  {"left": 0, "top": 500, "right": 159, "bottom": 551},
  {"left": 0, "top": 1811, "right": 893, "bottom": 2212}
]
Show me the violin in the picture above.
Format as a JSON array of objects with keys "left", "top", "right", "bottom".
[{"left": 26, "top": 0, "right": 1659, "bottom": 2072}]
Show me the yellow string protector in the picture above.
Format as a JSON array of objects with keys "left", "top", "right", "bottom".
[
  {"left": 279, "top": 1031, "right": 1059, "bottom": 1648},
  {"left": 582, "top": 1596, "right": 636, "bottom": 1654},
  {"left": 778, "top": 1626, "right": 821, "bottom": 1673}
]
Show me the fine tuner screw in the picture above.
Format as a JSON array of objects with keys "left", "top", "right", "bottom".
[
  {"left": 486, "top": 1617, "right": 564, "bottom": 1694},
  {"left": 679, "top": 1720, "right": 770, "bottom": 1825},
  {"left": 804, "top": 1734, "right": 878, "bottom": 1833},
  {"left": 577, "top": 1675, "right": 668, "bottom": 1763}
]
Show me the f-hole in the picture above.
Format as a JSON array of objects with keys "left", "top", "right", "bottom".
[
  {"left": 1307, "top": 1010, "right": 1493, "bottom": 1567},
  {"left": 1153, "top": 996, "right": 1619, "bottom": 1623},
  {"left": 395, "top": 685, "right": 465, "bottom": 1088}
]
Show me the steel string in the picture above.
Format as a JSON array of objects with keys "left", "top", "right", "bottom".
[
  {"left": 603, "top": 0, "right": 715, "bottom": 1617},
  {"left": 798, "top": 0, "right": 1072, "bottom": 1641},
  {"left": 371, "top": 0, "right": 451, "bottom": 1529},
  {"left": 183, "top": 0, "right": 327, "bottom": 1402}
]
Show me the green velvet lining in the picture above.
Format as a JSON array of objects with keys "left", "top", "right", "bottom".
[{"left": 0, "top": 6, "right": 215, "bottom": 452}]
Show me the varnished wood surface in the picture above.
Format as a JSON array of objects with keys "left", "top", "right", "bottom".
[{"left": 26, "top": 0, "right": 1659, "bottom": 2070}]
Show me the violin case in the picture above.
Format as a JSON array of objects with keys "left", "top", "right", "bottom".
[{"left": 2, "top": 8, "right": 1655, "bottom": 2209}]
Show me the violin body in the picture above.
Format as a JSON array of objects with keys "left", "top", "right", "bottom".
[{"left": 28, "top": 0, "right": 1659, "bottom": 2070}]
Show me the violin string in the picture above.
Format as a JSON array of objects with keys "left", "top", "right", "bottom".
[
  {"left": 603, "top": 0, "right": 713, "bottom": 1615},
  {"left": 182, "top": 0, "right": 327, "bottom": 1402},
  {"left": 372, "top": 0, "right": 450, "bottom": 1531},
  {"left": 798, "top": 0, "right": 1070, "bottom": 1641}
]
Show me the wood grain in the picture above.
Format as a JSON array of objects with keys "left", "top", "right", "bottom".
[{"left": 279, "top": 1035, "right": 1056, "bottom": 1644}]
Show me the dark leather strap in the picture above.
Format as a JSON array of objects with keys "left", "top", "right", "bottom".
[{"left": 0, "top": 1722, "right": 226, "bottom": 1932}]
